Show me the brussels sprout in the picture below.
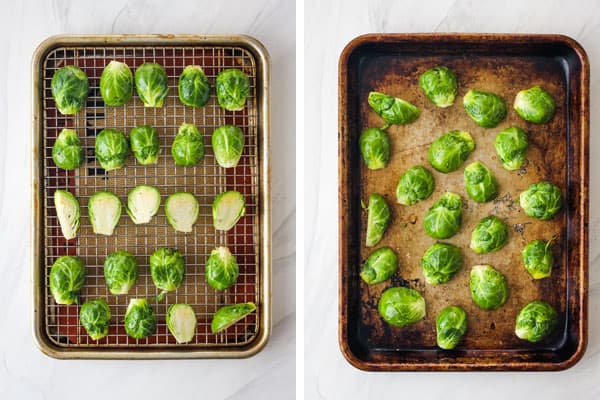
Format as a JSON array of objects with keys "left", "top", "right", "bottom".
[
  {"left": 436, "top": 306, "right": 468, "bottom": 350},
  {"left": 464, "top": 161, "right": 498, "bottom": 203},
  {"left": 124, "top": 298, "right": 156, "bottom": 339},
  {"left": 178, "top": 65, "right": 210, "bottom": 108},
  {"left": 421, "top": 243, "right": 463, "bottom": 285},
  {"left": 150, "top": 248, "right": 185, "bottom": 293},
  {"left": 359, "top": 127, "right": 390, "bottom": 170},
  {"left": 134, "top": 62, "right": 168, "bottom": 107},
  {"left": 519, "top": 182, "right": 562, "bottom": 220},
  {"left": 212, "top": 190, "right": 246, "bottom": 231},
  {"left": 216, "top": 69, "right": 250, "bottom": 111},
  {"left": 51, "top": 65, "right": 89, "bottom": 115},
  {"left": 165, "top": 192, "right": 199, "bottom": 233},
  {"left": 49, "top": 256, "right": 86, "bottom": 305},
  {"left": 211, "top": 302, "right": 256, "bottom": 334},
  {"left": 469, "top": 265, "right": 508, "bottom": 310},
  {"left": 463, "top": 89, "right": 507, "bottom": 128},
  {"left": 360, "top": 247, "right": 398, "bottom": 285},
  {"left": 100, "top": 60, "right": 133, "bottom": 106},
  {"left": 521, "top": 239, "right": 554, "bottom": 279},
  {"left": 212, "top": 125, "right": 245, "bottom": 168},
  {"left": 494, "top": 126, "right": 528, "bottom": 170},
  {"left": 52, "top": 128, "right": 84, "bottom": 170},
  {"left": 365, "top": 193, "right": 391, "bottom": 247},
  {"left": 418, "top": 66, "right": 458, "bottom": 108},
  {"left": 95, "top": 128, "right": 129, "bottom": 171},
  {"left": 515, "top": 300, "right": 559, "bottom": 343},
  {"left": 80, "top": 299, "right": 111, "bottom": 340},
  {"left": 206, "top": 246, "right": 239, "bottom": 290},
  {"left": 54, "top": 190, "right": 80, "bottom": 240},
  {"left": 378, "top": 287, "right": 426, "bottom": 327},
  {"left": 166, "top": 303, "right": 197, "bottom": 343},
  {"left": 88, "top": 191, "right": 121, "bottom": 236},
  {"left": 427, "top": 130, "right": 475, "bottom": 173},
  {"left": 103, "top": 250, "right": 138, "bottom": 295},
  {"left": 396, "top": 166, "right": 435, "bottom": 206},
  {"left": 126, "top": 185, "right": 161, "bottom": 225},
  {"left": 129, "top": 125, "right": 159, "bottom": 165},
  {"left": 470, "top": 216, "right": 508, "bottom": 254},
  {"left": 171, "top": 123, "right": 205, "bottom": 166},
  {"left": 514, "top": 86, "right": 556, "bottom": 124},
  {"left": 368, "top": 91, "right": 420, "bottom": 125},
  {"left": 423, "top": 192, "right": 463, "bottom": 239}
]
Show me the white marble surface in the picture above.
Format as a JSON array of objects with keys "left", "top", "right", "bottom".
[
  {"left": 305, "top": 0, "right": 600, "bottom": 398},
  {"left": 0, "top": 0, "right": 295, "bottom": 399}
]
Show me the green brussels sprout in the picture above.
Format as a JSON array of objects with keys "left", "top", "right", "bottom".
[
  {"left": 464, "top": 161, "right": 498, "bottom": 203},
  {"left": 421, "top": 243, "right": 463, "bottom": 285},
  {"left": 436, "top": 306, "right": 468, "bottom": 350},
  {"left": 514, "top": 86, "right": 556, "bottom": 124},
  {"left": 178, "top": 65, "right": 210, "bottom": 108},
  {"left": 95, "top": 128, "right": 129, "bottom": 171},
  {"left": 368, "top": 91, "right": 420, "bottom": 125},
  {"left": 463, "top": 89, "right": 507, "bottom": 128},
  {"left": 51, "top": 65, "right": 89, "bottom": 115},
  {"left": 212, "top": 125, "right": 245, "bottom": 168},
  {"left": 212, "top": 190, "right": 246, "bottom": 231},
  {"left": 165, "top": 192, "right": 199, "bottom": 233},
  {"left": 216, "top": 68, "right": 250, "bottom": 111},
  {"left": 126, "top": 185, "right": 161, "bottom": 224},
  {"left": 124, "top": 298, "right": 156, "bottom": 339},
  {"left": 129, "top": 125, "right": 159, "bottom": 165},
  {"left": 54, "top": 190, "right": 80, "bottom": 240},
  {"left": 519, "top": 182, "right": 562, "bottom": 220},
  {"left": 470, "top": 216, "right": 508, "bottom": 254},
  {"left": 423, "top": 192, "right": 463, "bottom": 239},
  {"left": 49, "top": 256, "right": 86, "bottom": 305},
  {"left": 418, "top": 66, "right": 458, "bottom": 108},
  {"left": 103, "top": 250, "right": 138, "bottom": 295},
  {"left": 359, "top": 127, "right": 390, "bottom": 170},
  {"left": 206, "top": 246, "right": 239, "bottom": 290},
  {"left": 494, "top": 126, "right": 528, "bottom": 170},
  {"left": 211, "top": 302, "right": 256, "bottom": 334},
  {"left": 521, "top": 239, "right": 554, "bottom": 279},
  {"left": 171, "top": 123, "right": 205, "bottom": 166},
  {"left": 365, "top": 193, "right": 391, "bottom": 247},
  {"left": 88, "top": 191, "right": 122, "bottom": 236},
  {"left": 134, "top": 62, "right": 168, "bottom": 107},
  {"left": 378, "top": 287, "right": 426, "bottom": 327},
  {"left": 427, "top": 130, "right": 475, "bottom": 173},
  {"left": 515, "top": 300, "right": 559, "bottom": 343},
  {"left": 166, "top": 303, "right": 197, "bottom": 343},
  {"left": 150, "top": 248, "right": 185, "bottom": 293},
  {"left": 396, "top": 166, "right": 435, "bottom": 206},
  {"left": 360, "top": 247, "right": 398, "bottom": 285},
  {"left": 100, "top": 60, "right": 133, "bottom": 106},
  {"left": 80, "top": 299, "right": 111, "bottom": 340},
  {"left": 52, "top": 128, "right": 84, "bottom": 170},
  {"left": 469, "top": 265, "right": 509, "bottom": 310}
]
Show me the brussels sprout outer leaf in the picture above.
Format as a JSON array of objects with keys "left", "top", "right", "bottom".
[
  {"left": 206, "top": 246, "right": 240, "bottom": 290},
  {"left": 88, "top": 191, "right": 122, "bottom": 236},
  {"left": 171, "top": 123, "right": 205, "bottom": 166},
  {"left": 418, "top": 66, "right": 458, "bottom": 108},
  {"left": 360, "top": 247, "right": 398, "bottom": 285},
  {"left": 396, "top": 166, "right": 435, "bottom": 206},
  {"left": 359, "top": 127, "right": 390, "bottom": 170},
  {"left": 129, "top": 125, "right": 159, "bottom": 165},
  {"left": 211, "top": 302, "right": 256, "bottom": 333},
  {"left": 54, "top": 190, "right": 80, "bottom": 240},
  {"left": 519, "top": 182, "right": 562, "bottom": 220},
  {"left": 166, "top": 303, "right": 197, "bottom": 343},
  {"left": 126, "top": 185, "right": 161, "bottom": 224},
  {"left": 421, "top": 243, "right": 463, "bottom": 285},
  {"left": 178, "top": 65, "right": 211, "bottom": 107},
  {"left": 521, "top": 239, "right": 554, "bottom": 279},
  {"left": 100, "top": 60, "right": 133, "bottom": 106},
  {"left": 134, "top": 62, "right": 169, "bottom": 107},
  {"left": 103, "top": 250, "right": 139, "bottom": 295},
  {"left": 436, "top": 306, "right": 468, "bottom": 350},
  {"left": 515, "top": 300, "right": 559, "bottom": 342},
  {"left": 216, "top": 69, "right": 250, "bottom": 111},
  {"left": 463, "top": 89, "right": 507, "bottom": 128},
  {"left": 470, "top": 216, "right": 508, "bottom": 254},
  {"left": 49, "top": 256, "right": 86, "bottom": 305},
  {"left": 149, "top": 248, "right": 185, "bottom": 292},
  {"left": 212, "top": 191, "right": 246, "bottom": 231},
  {"left": 469, "top": 265, "right": 509, "bottom": 310},
  {"left": 212, "top": 125, "right": 245, "bottom": 168},
  {"left": 80, "top": 299, "right": 111, "bottom": 340},
  {"left": 464, "top": 161, "right": 498, "bottom": 203},
  {"left": 365, "top": 194, "right": 391, "bottom": 247},
  {"left": 378, "top": 287, "right": 426, "bottom": 327},
  {"left": 51, "top": 65, "right": 89, "bottom": 115},
  {"left": 165, "top": 192, "right": 199, "bottom": 233},
  {"left": 423, "top": 192, "right": 463, "bottom": 239},
  {"left": 95, "top": 128, "right": 129, "bottom": 171},
  {"left": 124, "top": 298, "right": 156, "bottom": 339},
  {"left": 52, "top": 128, "right": 84, "bottom": 170},
  {"left": 367, "top": 91, "right": 420, "bottom": 125},
  {"left": 427, "top": 130, "right": 475, "bottom": 173},
  {"left": 494, "top": 126, "right": 528, "bottom": 170},
  {"left": 514, "top": 86, "right": 556, "bottom": 124}
]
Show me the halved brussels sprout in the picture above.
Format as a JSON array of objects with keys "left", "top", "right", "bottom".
[
  {"left": 464, "top": 161, "right": 498, "bottom": 203},
  {"left": 515, "top": 300, "right": 559, "bottom": 343},
  {"left": 212, "top": 190, "right": 246, "bottom": 231},
  {"left": 368, "top": 91, "right": 420, "bottom": 125},
  {"left": 436, "top": 306, "right": 468, "bottom": 350},
  {"left": 100, "top": 60, "right": 133, "bottom": 106},
  {"left": 80, "top": 299, "right": 111, "bottom": 340},
  {"left": 216, "top": 69, "right": 250, "bottom": 111},
  {"left": 423, "top": 192, "right": 463, "bottom": 239},
  {"left": 129, "top": 125, "right": 159, "bottom": 165},
  {"left": 166, "top": 303, "right": 197, "bottom": 343},
  {"left": 88, "top": 191, "right": 121, "bottom": 236},
  {"left": 365, "top": 193, "right": 391, "bottom": 247},
  {"left": 103, "top": 250, "right": 138, "bottom": 295},
  {"left": 418, "top": 66, "right": 458, "bottom": 108},
  {"left": 51, "top": 65, "right": 89, "bottom": 115},
  {"left": 95, "top": 128, "right": 129, "bottom": 171},
  {"left": 469, "top": 265, "right": 508, "bottom": 310},
  {"left": 135, "top": 62, "right": 168, "bottom": 107},
  {"left": 360, "top": 247, "right": 398, "bottom": 285},
  {"left": 519, "top": 182, "right": 562, "bottom": 220},
  {"left": 124, "top": 298, "right": 156, "bottom": 339},
  {"left": 359, "top": 127, "right": 390, "bottom": 170},
  {"left": 494, "top": 126, "right": 528, "bottom": 170},
  {"left": 463, "top": 89, "right": 507, "bottom": 128},
  {"left": 211, "top": 302, "right": 256, "bottom": 334},
  {"left": 165, "top": 192, "right": 199, "bottom": 233},
  {"left": 150, "top": 248, "right": 185, "bottom": 293},
  {"left": 378, "top": 287, "right": 426, "bottom": 327},
  {"left": 126, "top": 185, "right": 161, "bottom": 225},
  {"left": 178, "top": 65, "right": 210, "bottom": 108},
  {"left": 49, "top": 256, "right": 86, "bottom": 305},
  {"left": 171, "top": 123, "right": 205, "bottom": 166},
  {"left": 514, "top": 86, "right": 556, "bottom": 124},
  {"left": 396, "top": 166, "right": 435, "bottom": 206},
  {"left": 421, "top": 243, "right": 463, "bottom": 285},
  {"left": 212, "top": 125, "right": 245, "bottom": 168},
  {"left": 521, "top": 239, "right": 554, "bottom": 279},
  {"left": 52, "top": 128, "right": 84, "bottom": 170},
  {"left": 470, "top": 216, "right": 508, "bottom": 254},
  {"left": 54, "top": 190, "right": 80, "bottom": 240},
  {"left": 206, "top": 246, "right": 239, "bottom": 290},
  {"left": 427, "top": 130, "right": 475, "bottom": 173}
]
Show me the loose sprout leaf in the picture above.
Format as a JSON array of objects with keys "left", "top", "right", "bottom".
[
  {"left": 463, "top": 89, "right": 507, "bottom": 128},
  {"left": 51, "top": 65, "right": 89, "bottom": 115},
  {"left": 469, "top": 265, "right": 509, "bottom": 310},
  {"left": 515, "top": 300, "right": 559, "bottom": 342},
  {"left": 494, "top": 126, "right": 528, "bottom": 170},
  {"left": 88, "top": 191, "right": 122, "bottom": 236},
  {"left": 427, "top": 130, "right": 475, "bottom": 173},
  {"left": 521, "top": 239, "right": 554, "bottom": 279},
  {"left": 54, "top": 190, "right": 80, "bottom": 240},
  {"left": 171, "top": 123, "right": 205, "bottom": 166},
  {"left": 103, "top": 250, "right": 138, "bottom": 295},
  {"left": 378, "top": 287, "right": 426, "bottom": 327},
  {"left": 100, "top": 60, "right": 133, "bottom": 106},
  {"left": 212, "top": 190, "right": 246, "bottom": 231},
  {"left": 166, "top": 303, "right": 197, "bottom": 343},
  {"left": 80, "top": 299, "right": 111, "bottom": 340},
  {"left": 212, "top": 125, "right": 245, "bottom": 168},
  {"left": 421, "top": 243, "right": 463, "bottom": 285},
  {"left": 436, "top": 306, "right": 468, "bottom": 350},
  {"left": 124, "top": 298, "right": 156, "bottom": 339},
  {"left": 470, "top": 216, "right": 508, "bottom": 254},
  {"left": 126, "top": 185, "right": 161, "bottom": 224},
  {"left": 130, "top": 125, "right": 159, "bottom": 165},
  {"left": 360, "top": 247, "right": 398, "bottom": 285},
  {"left": 367, "top": 91, "right": 420, "bottom": 125},
  {"left": 396, "top": 166, "right": 435, "bottom": 205},
  {"left": 365, "top": 193, "right": 391, "bottom": 247},
  {"left": 135, "top": 62, "right": 169, "bottom": 107},
  {"left": 206, "top": 246, "right": 240, "bottom": 290},
  {"left": 211, "top": 302, "right": 256, "bottom": 334},
  {"left": 464, "top": 161, "right": 498, "bottom": 203},
  {"left": 423, "top": 192, "right": 463, "bottom": 239},
  {"left": 149, "top": 248, "right": 185, "bottom": 292},
  {"left": 165, "top": 192, "right": 199, "bottom": 233},
  {"left": 95, "top": 128, "right": 129, "bottom": 171},
  {"left": 519, "top": 181, "right": 562, "bottom": 220},
  {"left": 49, "top": 256, "right": 86, "bottom": 305},
  {"left": 514, "top": 86, "right": 556, "bottom": 124},
  {"left": 178, "top": 65, "right": 211, "bottom": 108},
  {"left": 359, "top": 127, "right": 390, "bottom": 170},
  {"left": 418, "top": 66, "right": 458, "bottom": 108},
  {"left": 52, "top": 128, "right": 84, "bottom": 170},
  {"left": 216, "top": 69, "right": 250, "bottom": 111}
]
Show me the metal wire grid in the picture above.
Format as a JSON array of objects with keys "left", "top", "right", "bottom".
[{"left": 41, "top": 45, "right": 260, "bottom": 348}]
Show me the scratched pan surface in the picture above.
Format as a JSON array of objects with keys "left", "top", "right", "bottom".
[{"left": 338, "top": 34, "right": 588, "bottom": 371}]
